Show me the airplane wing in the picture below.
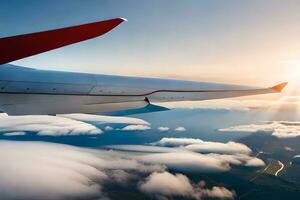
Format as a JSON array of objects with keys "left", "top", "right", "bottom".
[
  {"left": 0, "top": 64, "right": 287, "bottom": 115},
  {"left": 0, "top": 18, "right": 126, "bottom": 64},
  {"left": 144, "top": 82, "right": 288, "bottom": 102},
  {"left": 0, "top": 18, "right": 287, "bottom": 116}
]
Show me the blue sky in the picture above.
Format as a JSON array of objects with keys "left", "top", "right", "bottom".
[
  {"left": 1, "top": 3, "right": 300, "bottom": 199},
  {"left": 1, "top": 0, "right": 300, "bottom": 87}
]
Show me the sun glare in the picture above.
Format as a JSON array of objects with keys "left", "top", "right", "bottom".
[
  {"left": 281, "top": 60, "right": 300, "bottom": 96},
  {"left": 284, "top": 60, "right": 300, "bottom": 83}
]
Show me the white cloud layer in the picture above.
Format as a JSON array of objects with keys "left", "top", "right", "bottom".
[
  {"left": 136, "top": 151, "right": 264, "bottom": 172},
  {"left": 0, "top": 114, "right": 151, "bottom": 136},
  {"left": 58, "top": 113, "right": 149, "bottom": 125},
  {"left": 2, "top": 131, "right": 26, "bottom": 136},
  {"left": 139, "top": 171, "right": 235, "bottom": 200},
  {"left": 219, "top": 121, "right": 300, "bottom": 138},
  {"left": 109, "top": 144, "right": 264, "bottom": 173},
  {"left": 151, "top": 137, "right": 252, "bottom": 155},
  {"left": 0, "top": 115, "right": 102, "bottom": 136},
  {"left": 0, "top": 140, "right": 162, "bottom": 200},
  {"left": 106, "top": 145, "right": 180, "bottom": 153},
  {"left": 0, "top": 141, "right": 238, "bottom": 200}
]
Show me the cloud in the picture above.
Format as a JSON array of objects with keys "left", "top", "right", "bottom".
[
  {"left": 151, "top": 137, "right": 252, "bottom": 155},
  {"left": 157, "top": 127, "right": 170, "bottom": 132},
  {"left": 208, "top": 154, "right": 265, "bottom": 168},
  {"left": 219, "top": 121, "right": 300, "bottom": 138},
  {"left": 105, "top": 145, "right": 180, "bottom": 153},
  {"left": 151, "top": 137, "right": 204, "bottom": 147},
  {"left": 121, "top": 125, "right": 151, "bottom": 131},
  {"left": 197, "top": 183, "right": 236, "bottom": 200},
  {"left": 0, "top": 115, "right": 102, "bottom": 136},
  {"left": 0, "top": 140, "right": 163, "bottom": 200},
  {"left": 280, "top": 96, "right": 300, "bottom": 103},
  {"left": 109, "top": 145, "right": 264, "bottom": 173},
  {"left": 139, "top": 171, "right": 235, "bottom": 200},
  {"left": 136, "top": 151, "right": 264, "bottom": 172},
  {"left": 139, "top": 172, "right": 194, "bottom": 197},
  {"left": 0, "top": 113, "right": 8, "bottom": 117},
  {"left": 58, "top": 113, "right": 149, "bottom": 125},
  {"left": 0, "top": 141, "right": 238, "bottom": 200},
  {"left": 106, "top": 169, "right": 133, "bottom": 185},
  {"left": 104, "top": 126, "right": 114, "bottom": 131},
  {"left": 0, "top": 114, "right": 151, "bottom": 136},
  {"left": 244, "top": 157, "right": 265, "bottom": 167},
  {"left": 175, "top": 127, "right": 186, "bottom": 132},
  {"left": 2, "top": 131, "right": 26, "bottom": 136}
]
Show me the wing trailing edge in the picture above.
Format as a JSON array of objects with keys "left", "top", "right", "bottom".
[{"left": 0, "top": 18, "right": 126, "bottom": 64}]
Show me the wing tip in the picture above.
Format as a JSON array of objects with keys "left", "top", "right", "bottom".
[
  {"left": 119, "top": 18, "right": 128, "bottom": 22},
  {"left": 271, "top": 82, "right": 288, "bottom": 92},
  {"left": 110, "top": 17, "right": 127, "bottom": 24}
]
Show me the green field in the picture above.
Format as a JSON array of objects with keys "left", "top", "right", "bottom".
[{"left": 264, "top": 160, "right": 282, "bottom": 175}]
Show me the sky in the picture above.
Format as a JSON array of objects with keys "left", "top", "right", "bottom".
[
  {"left": 3, "top": 2, "right": 300, "bottom": 199},
  {"left": 2, "top": 0, "right": 300, "bottom": 89}
]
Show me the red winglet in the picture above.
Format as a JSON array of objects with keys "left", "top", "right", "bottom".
[{"left": 0, "top": 18, "right": 126, "bottom": 64}]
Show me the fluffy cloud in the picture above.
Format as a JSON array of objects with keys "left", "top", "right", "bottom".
[
  {"left": 244, "top": 157, "right": 265, "bottom": 167},
  {"left": 109, "top": 144, "right": 264, "bottom": 173},
  {"left": 0, "top": 141, "right": 238, "bottom": 200},
  {"left": 0, "top": 114, "right": 151, "bottom": 136},
  {"left": 139, "top": 171, "right": 235, "bottom": 200},
  {"left": 157, "top": 127, "right": 170, "bottom": 132},
  {"left": 0, "top": 113, "right": 8, "bottom": 117},
  {"left": 58, "top": 113, "right": 149, "bottom": 125},
  {"left": 121, "top": 125, "right": 151, "bottom": 131},
  {"left": 139, "top": 172, "right": 194, "bottom": 197},
  {"left": 219, "top": 121, "right": 300, "bottom": 138},
  {"left": 0, "top": 140, "right": 162, "bottom": 200},
  {"left": 105, "top": 145, "right": 180, "bottom": 153},
  {"left": 175, "top": 127, "right": 186, "bottom": 132},
  {"left": 208, "top": 154, "right": 265, "bottom": 168},
  {"left": 2, "top": 131, "right": 26, "bottom": 136},
  {"left": 137, "top": 151, "right": 231, "bottom": 172},
  {"left": 198, "top": 184, "right": 236, "bottom": 199},
  {"left": 151, "top": 137, "right": 252, "bottom": 155},
  {"left": 136, "top": 151, "right": 264, "bottom": 172},
  {"left": 185, "top": 142, "right": 252, "bottom": 156},
  {"left": 0, "top": 115, "right": 102, "bottom": 136},
  {"left": 152, "top": 137, "right": 205, "bottom": 147},
  {"left": 104, "top": 126, "right": 114, "bottom": 131}
]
